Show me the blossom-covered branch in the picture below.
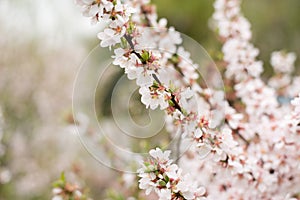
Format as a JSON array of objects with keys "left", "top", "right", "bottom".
[
  {"left": 76, "top": 0, "right": 300, "bottom": 199},
  {"left": 138, "top": 148, "right": 206, "bottom": 199}
]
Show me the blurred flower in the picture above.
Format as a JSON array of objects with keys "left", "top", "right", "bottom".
[{"left": 271, "top": 51, "right": 297, "bottom": 74}]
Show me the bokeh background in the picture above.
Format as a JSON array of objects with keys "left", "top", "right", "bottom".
[{"left": 0, "top": 0, "right": 299, "bottom": 199}]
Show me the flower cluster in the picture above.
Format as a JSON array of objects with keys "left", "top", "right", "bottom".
[
  {"left": 213, "top": 0, "right": 263, "bottom": 80},
  {"left": 268, "top": 51, "right": 298, "bottom": 93},
  {"left": 193, "top": 0, "right": 300, "bottom": 199},
  {"left": 52, "top": 173, "right": 92, "bottom": 200},
  {"left": 138, "top": 148, "right": 206, "bottom": 200},
  {"left": 76, "top": 0, "right": 136, "bottom": 47}
]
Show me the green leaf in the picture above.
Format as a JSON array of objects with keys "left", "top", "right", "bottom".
[
  {"left": 164, "top": 174, "right": 170, "bottom": 183},
  {"left": 141, "top": 50, "right": 150, "bottom": 63},
  {"left": 120, "top": 37, "right": 128, "bottom": 48},
  {"left": 158, "top": 180, "right": 167, "bottom": 187},
  {"left": 60, "top": 172, "right": 66, "bottom": 182},
  {"left": 169, "top": 54, "right": 180, "bottom": 64},
  {"left": 127, "top": 21, "right": 135, "bottom": 34},
  {"left": 152, "top": 81, "right": 159, "bottom": 88},
  {"left": 52, "top": 172, "right": 66, "bottom": 188},
  {"left": 168, "top": 100, "right": 175, "bottom": 107}
]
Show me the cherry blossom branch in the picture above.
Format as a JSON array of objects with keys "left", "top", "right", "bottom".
[{"left": 76, "top": 0, "right": 300, "bottom": 199}]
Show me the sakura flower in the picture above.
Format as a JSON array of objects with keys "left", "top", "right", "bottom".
[
  {"left": 179, "top": 87, "right": 194, "bottom": 110},
  {"left": 122, "top": 173, "right": 136, "bottom": 188},
  {"left": 102, "top": 0, "right": 114, "bottom": 12},
  {"left": 138, "top": 172, "right": 156, "bottom": 195},
  {"left": 268, "top": 74, "right": 291, "bottom": 90},
  {"left": 225, "top": 102, "right": 243, "bottom": 129},
  {"left": 112, "top": 48, "right": 130, "bottom": 68},
  {"left": 220, "top": 127, "right": 238, "bottom": 151},
  {"left": 176, "top": 47, "right": 199, "bottom": 82},
  {"left": 194, "top": 128, "right": 203, "bottom": 139},
  {"left": 52, "top": 188, "right": 62, "bottom": 195},
  {"left": 109, "top": 15, "right": 127, "bottom": 29},
  {"left": 158, "top": 189, "right": 172, "bottom": 200},
  {"left": 164, "top": 164, "right": 179, "bottom": 179},
  {"left": 158, "top": 27, "right": 182, "bottom": 53},
  {"left": 97, "top": 27, "right": 126, "bottom": 48},
  {"left": 52, "top": 196, "right": 63, "bottom": 200},
  {"left": 271, "top": 51, "right": 296, "bottom": 74},
  {"left": 287, "top": 76, "right": 300, "bottom": 97},
  {"left": 291, "top": 93, "right": 300, "bottom": 117},
  {"left": 149, "top": 148, "right": 171, "bottom": 163},
  {"left": 176, "top": 176, "right": 196, "bottom": 199},
  {"left": 139, "top": 86, "right": 168, "bottom": 110},
  {"left": 76, "top": 0, "right": 99, "bottom": 16},
  {"left": 108, "top": 1, "right": 135, "bottom": 27},
  {"left": 126, "top": 66, "right": 153, "bottom": 87}
]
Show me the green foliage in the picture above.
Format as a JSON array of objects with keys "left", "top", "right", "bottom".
[
  {"left": 52, "top": 172, "right": 66, "bottom": 188},
  {"left": 141, "top": 50, "right": 151, "bottom": 63}
]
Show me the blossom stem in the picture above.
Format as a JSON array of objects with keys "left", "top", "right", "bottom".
[
  {"left": 152, "top": 74, "right": 162, "bottom": 85},
  {"left": 123, "top": 34, "right": 184, "bottom": 113},
  {"left": 175, "top": 133, "right": 182, "bottom": 164},
  {"left": 233, "top": 129, "right": 250, "bottom": 146},
  {"left": 123, "top": 34, "right": 135, "bottom": 49},
  {"left": 123, "top": 34, "right": 147, "bottom": 64}
]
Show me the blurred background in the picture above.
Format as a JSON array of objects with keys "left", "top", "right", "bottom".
[{"left": 0, "top": 0, "right": 299, "bottom": 199}]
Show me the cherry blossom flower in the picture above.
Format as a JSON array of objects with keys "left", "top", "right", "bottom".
[
  {"left": 291, "top": 93, "right": 300, "bottom": 118},
  {"left": 97, "top": 27, "right": 126, "bottom": 48},
  {"left": 271, "top": 51, "right": 297, "bottom": 74}
]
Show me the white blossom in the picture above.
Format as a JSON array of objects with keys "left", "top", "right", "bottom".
[
  {"left": 271, "top": 51, "right": 296, "bottom": 74},
  {"left": 97, "top": 27, "right": 126, "bottom": 48},
  {"left": 291, "top": 93, "right": 300, "bottom": 117}
]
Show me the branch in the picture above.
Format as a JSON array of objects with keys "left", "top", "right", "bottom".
[{"left": 123, "top": 35, "right": 184, "bottom": 114}]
